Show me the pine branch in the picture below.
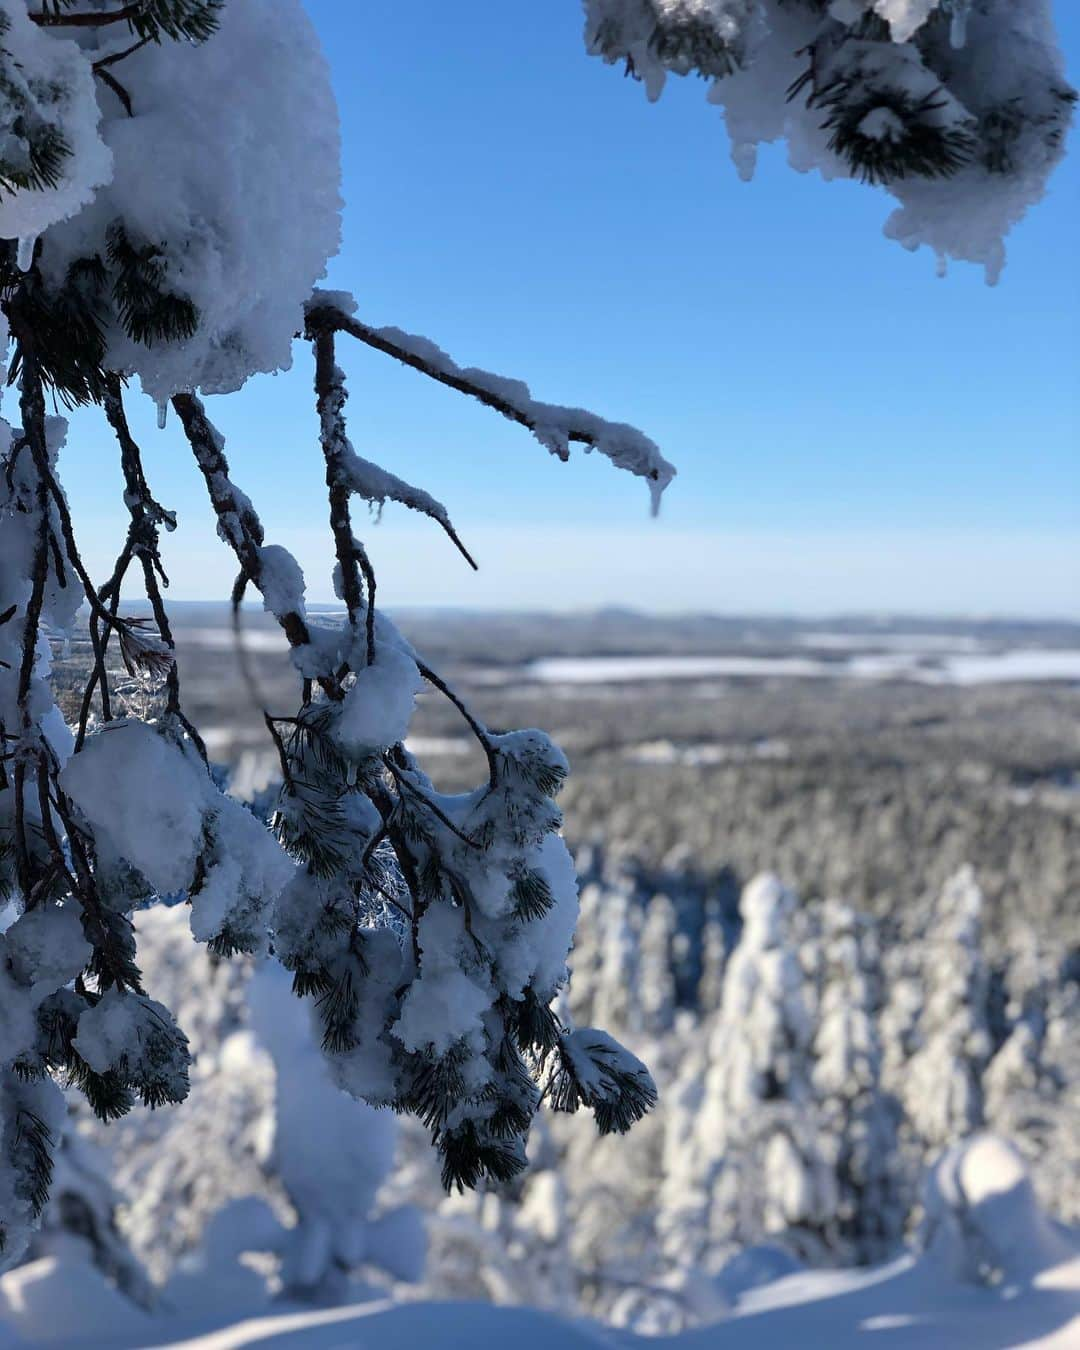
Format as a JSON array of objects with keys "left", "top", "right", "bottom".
[
  {"left": 100, "top": 377, "right": 205, "bottom": 754},
  {"left": 305, "top": 295, "right": 675, "bottom": 510},
  {"left": 311, "top": 325, "right": 366, "bottom": 632},
  {"left": 94, "top": 67, "right": 133, "bottom": 117},
  {"left": 384, "top": 759, "right": 482, "bottom": 850},
  {"left": 30, "top": 5, "right": 143, "bottom": 27},
  {"left": 172, "top": 392, "right": 322, "bottom": 666}
]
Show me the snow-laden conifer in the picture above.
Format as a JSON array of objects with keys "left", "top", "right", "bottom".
[
  {"left": 661, "top": 875, "right": 836, "bottom": 1268},
  {"left": 902, "top": 866, "right": 994, "bottom": 1149},
  {"left": 809, "top": 899, "right": 903, "bottom": 1264}
]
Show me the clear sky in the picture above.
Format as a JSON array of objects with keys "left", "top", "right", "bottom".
[{"left": 63, "top": 2, "right": 1079, "bottom": 616}]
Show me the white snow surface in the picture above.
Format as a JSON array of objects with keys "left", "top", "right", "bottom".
[
  {"left": 2, "top": 1222, "right": 1077, "bottom": 1347},
  {"left": 59, "top": 722, "right": 208, "bottom": 896},
  {"left": 59, "top": 720, "right": 293, "bottom": 949},
  {"left": 514, "top": 650, "right": 1080, "bottom": 686}
]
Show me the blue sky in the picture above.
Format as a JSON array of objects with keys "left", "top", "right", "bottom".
[{"left": 65, "top": 2, "right": 1078, "bottom": 615}]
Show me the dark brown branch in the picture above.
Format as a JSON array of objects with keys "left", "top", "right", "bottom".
[
  {"left": 92, "top": 35, "right": 150, "bottom": 69},
  {"left": 311, "top": 326, "right": 366, "bottom": 633},
  {"left": 306, "top": 310, "right": 478, "bottom": 575},
  {"left": 101, "top": 376, "right": 204, "bottom": 754},
  {"left": 360, "top": 824, "right": 388, "bottom": 874},
  {"left": 384, "top": 757, "right": 482, "bottom": 849},
  {"left": 263, "top": 712, "right": 294, "bottom": 791},
  {"left": 10, "top": 343, "right": 53, "bottom": 902},
  {"left": 307, "top": 303, "right": 557, "bottom": 448},
  {"left": 353, "top": 541, "right": 377, "bottom": 671},
  {"left": 94, "top": 67, "right": 133, "bottom": 117},
  {"left": 172, "top": 391, "right": 341, "bottom": 701},
  {"left": 30, "top": 5, "right": 142, "bottom": 28},
  {"left": 15, "top": 361, "right": 51, "bottom": 711},
  {"left": 308, "top": 300, "right": 646, "bottom": 470}
]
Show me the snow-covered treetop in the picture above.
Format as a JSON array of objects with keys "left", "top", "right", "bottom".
[{"left": 585, "top": 0, "right": 1074, "bottom": 280}]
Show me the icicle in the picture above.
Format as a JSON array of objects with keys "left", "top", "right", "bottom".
[
  {"left": 16, "top": 237, "right": 37, "bottom": 272},
  {"left": 949, "top": 0, "right": 970, "bottom": 50},
  {"left": 156, "top": 400, "right": 169, "bottom": 431}
]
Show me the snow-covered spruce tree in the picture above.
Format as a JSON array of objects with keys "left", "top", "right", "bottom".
[
  {"left": 660, "top": 875, "right": 836, "bottom": 1270},
  {"left": 585, "top": 0, "right": 1075, "bottom": 280},
  {"left": 810, "top": 899, "right": 903, "bottom": 1265},
  {"left": 637, "top": 893, "right": 678, "bottom": 1038},
  {"left": 569, "top": 880, "right": 641, "bottom": 1036},
  {"left": 0, "top": 0, "right": 1070, "bottom": 1269},
  {"left": 901, "top": 866, "right": 994, "bottom": 1151}
]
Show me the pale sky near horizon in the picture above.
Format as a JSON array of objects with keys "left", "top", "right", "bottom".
[{"left": 59, "top": 3, "right": 1079, "bottom": 617}]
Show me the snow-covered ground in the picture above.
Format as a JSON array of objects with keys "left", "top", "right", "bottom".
[
  {"left": 3, "top": 1250, "right": 1077, "bottom": 1349},
  {"left": 518, "top": 650, "right": 1080, "bottom": 687},
  {"left": 2, "top": 1137, "right": 1077, "bottom": 1350}
]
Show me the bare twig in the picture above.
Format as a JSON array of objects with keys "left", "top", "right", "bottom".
[
  {"left": 306, "top": 309, "right": 478, "bottom": 575},
  {"left": 172, "top": 392, "right": 321, "bottom": 660},
  {"left": 415, "top": 658, "right": 499, "bottom": 790}
]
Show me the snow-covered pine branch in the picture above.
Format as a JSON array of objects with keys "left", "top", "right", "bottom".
[
  {"left": 0, "top": 0, "right": 670, "bottom": 1269},
  {"left": 585, "top": 0, "right": 1075, "bottom": 279},
  {"left": 305, "top": 296, "right": 677, "bottom": 516}
]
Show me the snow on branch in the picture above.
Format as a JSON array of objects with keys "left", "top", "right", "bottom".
[
  {"left": 305, "top": 294, "right": 676, "bottom": 515},
  {"left": 171, "top": 392, "right": 313, "bottom": 654},
  {"left": 307, "top": 318, "right": 477, "bottom": 597},
  {"left": 585, "top": 0, "right": 1075, "bottom": 281}
]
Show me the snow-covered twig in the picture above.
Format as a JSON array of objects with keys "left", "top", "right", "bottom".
[
  {"left": 171, "top": 392, "right": 317, "bottom": 661},
  {"left": 310, "top": 325, "right": 367, "bottom": 631},
  {"left": 307, "top": 316, "right": 479, "bottom": 588},
  {"left": 305, "top": 295, "right": 676, "bottom": 514}
]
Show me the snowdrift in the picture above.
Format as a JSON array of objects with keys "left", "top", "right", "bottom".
[{"left": 1, "top": 1135, "right": 1077, "bottom": 1349}]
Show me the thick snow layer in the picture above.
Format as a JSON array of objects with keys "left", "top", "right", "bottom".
[
  {"left": 334, "top": 644, "right": 423, "bottom": 755},
  {"left": 5, "top": 1246, "right": 1074, "bottom": 1349},
  {"left": 0, "top": 1254, "right": 153, "bottom": 1347},
  {"left": 60, "top": 722, "right": 207, "bottom": 896},
  {"left": 0, "top": 1, "right": 112, "bottom": 245},
  {"left": 589, "top": 0, "right": 1073, "bottom": 278},
  {"left": 1, "top": 1134, "right": 1078, "bottom": 1347},
  {"left": 40, "top": 0, "right": 341, "bottom": 401},
  {"left": 60, "top": 720, "right": 293, "bottom": 948}
]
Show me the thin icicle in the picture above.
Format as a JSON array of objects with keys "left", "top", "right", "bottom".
[
  {"left": 16, "top": 236, "right": 36, "bottom": 271},
  {"left": 157, "top": 400, "right": 169, "bottom": 431}
]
